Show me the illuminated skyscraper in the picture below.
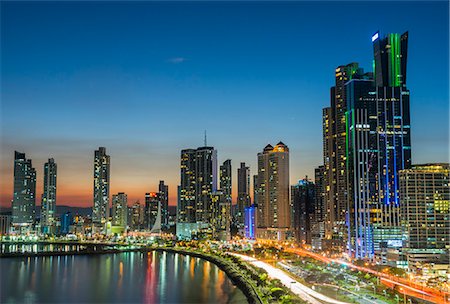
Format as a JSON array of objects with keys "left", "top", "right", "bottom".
[
  {"left": 92, "top": 147, "right": 110, "bottom": 225},
  {"left": 237, "top": 162, "right": 251, "bottom": 229},
  {"left": 399, "top": 164, "right": 449, "bottom": 272},
  {"left": 12, "top": 151, "right": 36, "bottom": 228},
  {"left": 211, "top": 191, "right": 231, "bottom": 241},
  {"left": 322, "top": 63, "right": 360, "bottom": 250},
  {"left": 60, "top": 212, "right": 73, "bottom": 235},
  {"left": 244, "top": 205, "right": 256, "bottom": 240},
  {"left": 131, "top": 200, "right": 142, "bottom": 230},
  {"left": 195, "top": 146, "right": 218, "bottom": 223},
  {"left": 177, "top": 145, "right": 217, "bottom": 239},
  {"left": 41, "top": 158, "right": 57, "bottom": 234},
  {"left": 145, "top": 192, "right": 159, "bottom": 230},
  {"left": 178, "top": 149, "right": 196, "bottom": 225},
  {"left": 343, "top": 32, "right": 411, "bottom": 261},
  {"left": 158, "top": 180, "right": 169, "bottom": 229},
  {"left": 220, "top": 160, "right": 232, "bottom": 205},
  {"left": 256, "top": 142, "right": 290, "bottom": 240},
  {"left": 312, "top": 165, "right": 326, "bottom": 250},
  {"left": 217, "top": 160, "right": 232, "bottom": 240},
  {"left": 345, "top": 71, "right": 378, "bottom": 259},
  {"left": 291, "top": 178, "right": 315, "bottom": 245},
  {"left": 372, "top": 31, "right": 411, "bottom": 262},
  {"left": 112, "top": 192, "right": 128, "bottom": 228}
]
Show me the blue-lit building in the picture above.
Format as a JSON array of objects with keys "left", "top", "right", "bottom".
[
  {"left": 345, "top": 70, "right": 377, "bottom": 259},
  {"left": 60, "top": 212, "right": 73, "bottom": 235},
  {"left": 244, "top": 205, "right": 256, "bottom": 239},
  {"left": 344, "top": 31, "right": 411, "bottom": 262},
  {"left": 372, "top": 31, "right": 411, "bottom": 263}
]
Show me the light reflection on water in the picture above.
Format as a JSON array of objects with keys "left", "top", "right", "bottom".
[{"left": 0, "top": 251, "right": 247, "bottom": 304}]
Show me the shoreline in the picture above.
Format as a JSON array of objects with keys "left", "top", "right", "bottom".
[{"left": 0, "top": 246, "right": 264, "bottom": 304}]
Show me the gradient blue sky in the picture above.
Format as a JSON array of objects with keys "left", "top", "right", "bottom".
[{"left": 1, "top": 1, "right": 449, "bottom": 207}]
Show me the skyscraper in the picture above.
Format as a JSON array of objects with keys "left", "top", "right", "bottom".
[
  {"left": 158, "top": 180, "right": 169, "bottom": 229},
  {"left": 220, "top": 160, "right": 232, "bottom": 205},
  {"left": 112, "top": 192, "right": 128, "bottom": 228},
  {"left": 177, "top": 145, "right": 218, "bottom": 239},
  {"left": 12, "top": 151, "right": 36, "bottom": 228},
  {"left": 218, "top": 159, "right": 232, "bottom": 240},
  {"left": 291, "top": 178, "right": 315, "bottom": 245},
  {"left": 256, "top": 142, "right": 290, "bottom": 240},
  {"left": 399, "top": 164, "right": 449, "bottom": 273},
  {"left": 316, "top": 32, "right": 411, "bottom": 259},
  {"left": 60, "top": 211, "right": 73, "bottom": 235},
  {"left": 211, "top": 191, "right": 231, "bottom": 241},
  {"left": 372, "top": 31, "right": 411, "bottom": 262},
  {"left": 322, "top": 107, "right": 334, "bottom": 241},
  {"left": 244, "top": 205, "right": 257, "bottom": 240},
  {"left": 195, "top": 146, "right": 218, "bottom": 223},
  {"left": 179, "top": 149, "right": 196, "bottom": 225},
  {"left": 323, "top": 63, "right": 361, "bottom": 250},
  {"left": 253, "top": 174, "right": 258, "bottom": 205},
  {"left": 312, "top": 165, "right": 326, "bottom": 250},
  {"left": 92, "top": 147, "right": 110, "bottom": 225},
  {"left": 131, "top": 200, "right": 142, "bottom": 230},
  {"left": 237, "top": 162, "right": 251, "bottom": 229},
  {"left": 145, "top": 192, "right": 160, "bottom": 231},
  {"left": 41, "top": 158, "right": 57, "bottom": 234},
  {"left": 345, "top": 70, "right": 378, "bottom": 259}
]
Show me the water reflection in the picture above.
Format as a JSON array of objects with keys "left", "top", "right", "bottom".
[{"left": 0, "top": 251, "right": 248, "bottom": 303}]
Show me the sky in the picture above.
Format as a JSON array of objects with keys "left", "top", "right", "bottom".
[{"left": 1, "top": 1, "right": 449, "bottom": 208}]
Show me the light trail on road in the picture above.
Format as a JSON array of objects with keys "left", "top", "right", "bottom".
[
  {"left": 285, "top": 248, "right": 448, "bottom": 304},
  {"left": 229, "top": 253, "right": 351, "bottom": 304}
]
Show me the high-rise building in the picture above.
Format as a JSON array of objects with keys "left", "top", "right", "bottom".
[
  {"left": 312, "top": 166, "right": 326, "bottom": 250},
  {"left": 0, "top": 215, "right": 12, "bottom": 235},
  {"left": 220, "top": 160, "right": 232, "bottom": 203},
  {"left": 195, "top": 146, "right": 218, "bottom": 223},
  {"left": 256, "top": 142, "right": 290, "bottom": 240},
  {"left": 253, "top": 174, "right": 258, "bottom": 205},
  {"left": 322, "top": 63, "right": 361, "bottom": 250},
  {"left": 399, "top": 164, "right": 449, "bottom": 274},
  {"left": 12, "top": 151, "right": 36, "bottom": 228},
  {"left": 317, "top": 32, "right": 411, "bottom": 259},
  {"left": 211, "top": 191, "right": 231, "bottom": 241},
  {"left": 112, "top": 192, "right": 128, "bottom": 228},
  {"left": 177, "top": 146, "right": 217, "bottom": 239},
  {"left": 179, "top": 149, "right": 196, "bottom": 225},
  {"left": 131, "top": 200, "right": 142, "bottom": 230},
  {"left": 158, "top": 181, "right": 169, "bottom": 229},
  {"left": 237, "top": 162, "right": 251, "bottom": 229},
  {"left": 291, "top": 178, "right": 315, "bottom": 245},
  {"left": 145, "top": 192, "right": 160, "bottom": 231},
  {"left": 93, "top": 147, "right": 110, "bottom": 225},
  {"left": 345, "top": 71, "right": 378, "bottom": 259},
  {"left": 244, "top": 205, "right": 257, "bottom": 240},
  {"left": 372, "top": 32, "right": 411, "bottom": 263},
  {"left": 217, "top": 160, "right": 232, "bottom": 241},
  {"left": 322, "top": 107, "right": 334, "bottom": 241},
  {"left": 60, "top": 211, "right": 73, "bottom": 235},
  {"left": 41, "top": 158, "right": 57, "bottom": 234}
]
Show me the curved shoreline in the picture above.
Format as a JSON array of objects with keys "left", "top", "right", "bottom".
[{"left": 1, "top": 247, "right": 264, "bottom": 304}]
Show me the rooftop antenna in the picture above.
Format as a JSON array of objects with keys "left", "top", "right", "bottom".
[{"left": 204, "top": 130, "right": 207, "bottom": 146}]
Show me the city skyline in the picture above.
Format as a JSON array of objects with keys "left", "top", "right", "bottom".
[{"left": 1, "top": 1, "right": 449, "bottom": 208}]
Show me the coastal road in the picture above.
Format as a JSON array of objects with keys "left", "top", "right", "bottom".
[{"left": 229, "top": 253, "right": 351, "bottom": 304}]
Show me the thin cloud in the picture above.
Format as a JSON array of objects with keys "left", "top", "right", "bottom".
[{"left": 167, "top": 57, "right": 187, "bottom": 64}]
